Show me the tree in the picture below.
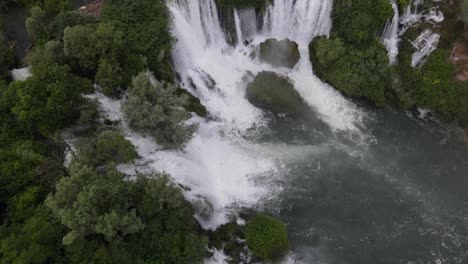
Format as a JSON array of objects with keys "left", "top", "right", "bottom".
[
  {"left": 12, "top": 48, "right": 92, "bottom": 135},
  {"left": 245, "top": 214, "right": 289, "bottom": 260},
  {"left": 46, "top": 165, "right": 144, "bottom": 245},
  {"left": 0, "top": 205, "right": 65, "bottom": 264},
  {"left": 122, "top": 72, "right": 196, "bottom": 149},
  {"left": 95, "top": 58, "right": 123, "bottom": 97},
  {"left": 74, "top": 130, "right": 137, "bottom": 167},
  {"left": 101, "top": 0, "right": 174, "bottom": 80},
  {"left": 63, "top": 23, "right": 124, "bottom": 72},
  {"left": 46, "top": 164, "right": 207, "bottom": 263},
  {"left": 26, "top": 6, "right": 48, "bottom": 43},
  {"left": 310, "top": 37, "right": 390, "bottom": 105}
]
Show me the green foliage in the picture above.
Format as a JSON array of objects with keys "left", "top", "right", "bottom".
[
  {"left": 333, "top": 0, "right": 393, "bottom": 46},
  {"left": 95, "top": 130, "right": 136, "bottom": 164},
  {"left": 0, "top": 35, "right": 14, "bottom": 80},
  {"left": 101, "top": 0, "right": 174, "bottom": 80},
  {"left": 74, "top": 130, "right": 137, "bottom": 167},
  {"left": 96, "top": 58, "right": 123, "bottom": 97},
  {"left": 48, "top": 11, "right": 96, "bottom": 42},
  {"left": 63, "top": 23, "right": 124, "bottom": 72},
  {"left": 395, "top": 50, "right": 467, "bottom": 118},
  {"left": 245, "top": 214, "right": 289, "bottom": 260},
  {"left": 25, "top": 6, "right": 48, "bottom": 43},
  {"left": 46, "top": 165, "right": 144, "bottom": 244},
  {"left": 310, "top": 37, "right": 390, "bottom": 105},
  {"left": 0, "top": 205, "right": 65, "bottom": 264},
  {"left": 46, "top": 164, "right": 207, "bottom": 263},
  {"left": 12, "top": 48, "right": 92, "bottom": 135},
  {"left": 123, "top": 72, "right": 197, "bottom": 149}
]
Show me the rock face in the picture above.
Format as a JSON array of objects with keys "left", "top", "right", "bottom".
[
  {"left": 259, "top": 38, "right": 300, "bottom": 68},
  {"left": 246, "top": 71, "right": 306, "bottom": 114}
]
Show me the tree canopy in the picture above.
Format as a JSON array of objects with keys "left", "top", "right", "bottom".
[{"left": 123, "top": 72, "right": 197, "bottom": 149}]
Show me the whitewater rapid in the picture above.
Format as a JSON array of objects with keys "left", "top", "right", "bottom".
[
  {"left": 86, "top": 0, "right": 468, "bottom": 263},
  {"left": 158, "top": 0, "right": 369, "bottom": 230},
  {"left": 95, "top": 0, "right": 367, "bottom": 258}
]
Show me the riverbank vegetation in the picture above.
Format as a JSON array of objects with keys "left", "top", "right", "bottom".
[{"left": 310, "top": 0, "right": 468, "bottom": 122}]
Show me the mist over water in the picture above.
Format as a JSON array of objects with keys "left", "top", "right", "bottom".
[{"left": 116, "top": 0, "right": 468, "bottom": 263}]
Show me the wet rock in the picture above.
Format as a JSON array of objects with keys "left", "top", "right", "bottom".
[
  {"left": 246, "top": 71, "right": 306, "bottom": 114},
  {"left": 259, "top": 38, "right": 300, "bottom": 68}
]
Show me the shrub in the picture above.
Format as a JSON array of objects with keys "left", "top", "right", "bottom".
[
  {"left": 310, "top": 37, "right": 390, "bottom": 105},
  {"left": 101, "top": 0, "right": 174, "bottom": 80},
  {"left": 122, "top": 72, "right": 196, "bottom": 149},
  {"left": 245, "top": 214, "right": 289, "bottom": 259}
]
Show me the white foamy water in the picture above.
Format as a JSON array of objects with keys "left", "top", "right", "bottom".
[
  {"left": 411, "top": 29, "right": 440, "bottom": 67},
  {"left": 398, "top": 0, "right": 444, "bottom": 67},
  {"left": 11, "top": 67, "right": 31, "bottom": 81},
  {"left": 382, "top": 0, "right": 400, "bottom": 64},
  {"left": 88, "top": 0, "right": 366, "bottom": 241},
  {"left": 160, "top": 0, "right": 367, "bottom": 231}
]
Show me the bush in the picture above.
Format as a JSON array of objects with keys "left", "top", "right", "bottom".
[
  {"left": 101, "top": 0, "right": 174, "bottom": 80},
  {"left": 310, "top": 37, "right": 390, "bottom": 105},
  {"left": 245, "top": 214, "right": 289, "bottom": 260},
  {"left": 95, "top": 130, "right": 137, "bottom": 165},
  {"left": 122, "top": 72, "right": 196, "bottom": 149},
  {"left": 63, "top": 23, "right": 124, "bottom": 72},
  {"left": 45, "top": 164, "right": 207, "bottom": 263},
  {"left": 333, "top": 0, "right": 392, "bottom": 47}
]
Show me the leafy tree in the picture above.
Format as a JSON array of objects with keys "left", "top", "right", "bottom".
[
  {"left": 0, "top": 205, "right": 65, "bottom": 264},
  {"left": 310, "top": 37, "right": 390, "bottom": 105},
  {"left": 122, "top": 72, "right": 197, "bottom": 149},
  {"left": 63, "top": 23, "right": 124, "bottom": 72},
  {"left": 12, "top": 48, "right": 92, "bottom": 135},
  {"left": 26, "top": 6, "right": 48, "bottom": 43},
  {"left": 101, "top": 0, "right": 174, "bottom": 80},
  {"left": 333, "top": 0, "right": 392, "bottom": 47},
  {"left": 95, "top": 58, "right": 123, "bottom": 97},
  {"left": 245, "top": 214, "right": 289, "bottom": 260},
  {"left": 46, "top": 164, "right": 207, "bottom": 263},
  {"left": 48, "top": 11, "right": 96, "bottom": 42},
  {"left": 74, "top": 130, "right": 137, "bottom": 167},
  {"left": 95, "top": 130, "right": 136, "bottom": 164},
  {"left": 46, "top": 165, "right": 144, "bottom": 245}
]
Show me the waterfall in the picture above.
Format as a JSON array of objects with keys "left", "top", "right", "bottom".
[
  {"left": 263, "top": 0, "right": 333, "bottom": 44},
  {"left": 411, "top": 29, "right": 440, "bottom": 67},
  {"left": 160, "top": 0, "right": 366, "bottom": 232},
  {"left": 398, "top": 0, "right": 444, "bottom": 67},
  {"left": 382, "top": 0, "right": 400, "bottom": 64}
]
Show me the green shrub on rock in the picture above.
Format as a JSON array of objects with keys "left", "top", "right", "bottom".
[{"left": 245, "top": 214, "right": 289, "bottom": 260}]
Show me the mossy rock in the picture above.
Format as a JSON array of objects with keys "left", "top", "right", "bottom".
[
  {"left": 259, "top": 38, "right": 301, "bottom": 68},
  {"left": 246, "top": 71, "right": 306, "bottom": 114},
  {"left": 245, "top": 214, "right": 289, "bottom": 260}
]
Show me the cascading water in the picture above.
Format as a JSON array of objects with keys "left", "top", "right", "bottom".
[
  {"left": 89, "top": 0, "right": 468, "bottom": 263},
  {"left": 382, "top": 0, "right": 400, "bottom": 64},
  {"left": 164, "top": 0, "right": 368, "bottom": 232},
  {"left": 399, "top": 0, "right": 444, "bottom": 66}
]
